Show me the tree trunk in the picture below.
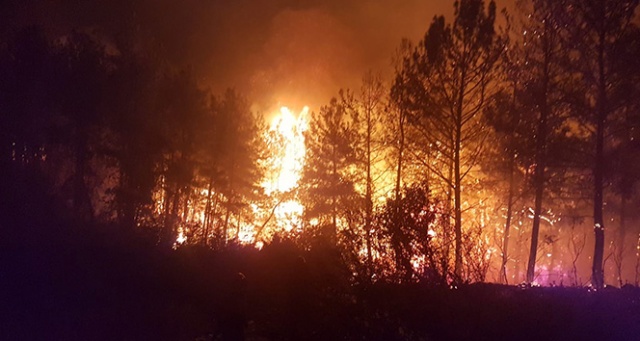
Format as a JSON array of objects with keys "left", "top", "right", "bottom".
[
  {"left": 223, "top": 200, "right": 231, "bottom": 246},
  {"left": 501, "top": 81, "right": 520, "bottom": 285},
  {"left": 453, "top": 129, "right": 462, "bottom": 280},
  {"left": 202, "top": 178, "right": 214, "bottom": 246},
  {"left": 526, "top": 162, "right": 545, "bottom": 284},
  {"left": 182, "top": 187, "right": 191, "bottom": 222},
  {"left": 393, "top": 105, "right": 407, "bottom": 281},
  {"left": 222, "top": 211, "right": 230, "bottom": 247},
  {"left": 453, "top": 63, "right": 466, "bottom": 280},
  {"left": 331, "top": 137, "right": 338, "bottom": 241},
  {"left": 527, "top": 21, "right": 551, "bottom": 284},
  {"left": 592, "top": 110, "right": 606, "bottom": 288},
  {"left": 364, "top": 102, "right": 373, "bottom": 278},
  {"left": 169, "top": 185, "right": 182, "bottom": 241},
  {"left": 442, "top": 144, "right": 454, "bottom": 281},
  {"left": 395, "top": 106, "right": 405, "bottom": 202},
  {"left": 161, "top": 180, "right": 181, "bottom": 248},
  {"left": 501, "top": 152, "right": 515, "bottom": 284},
  {"left": 591, "top": 24, "right": 607, "bottom": 289},
  {"left": 617, "top": 195, "right": 626, "bottom": 286}
]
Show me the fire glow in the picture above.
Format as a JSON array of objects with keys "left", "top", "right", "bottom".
[
  {"left": 171, "top": 105, "right": 311, "bottom": 248},
  {"left": 262, "top": 106, "right": 309, "bottom": 233},
  {"left": 264, "top": 106, "right": 309, "bottom": 194},
  {"left": 161, "top": 102, "right": 589, "bottom": 285}
]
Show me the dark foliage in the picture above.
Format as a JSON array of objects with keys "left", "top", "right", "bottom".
[
  {"left": 3, "top": 171, "right": 639, "bottom": 340},
  {"left": 2, "top": 216, "right": 638, "bottom": 338}
]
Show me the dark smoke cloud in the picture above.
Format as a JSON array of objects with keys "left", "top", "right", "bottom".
[{"left": 2, "top": 1, "right": 507, "bottom": 114}]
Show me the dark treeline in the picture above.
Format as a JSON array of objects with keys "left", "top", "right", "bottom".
[
  {"left": 0, "top": 25, "right": 264, "bottom": 247},
  {"left": 3, "top": 0, "right": 640, "bottom": 339}
]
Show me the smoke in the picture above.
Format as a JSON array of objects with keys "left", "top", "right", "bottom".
[
  {"left": 240, "top": 0, "right": 454, "bottom": 112},
  {"left": 138, "top": 0, "right": 454, "bottom": 113},
  {"left": 3, "top": 0, "right": 501, "bottom": 113}
]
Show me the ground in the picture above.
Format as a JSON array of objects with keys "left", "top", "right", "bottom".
[{"left": 1, "top": 174, "right": 639, "bottom": 340}]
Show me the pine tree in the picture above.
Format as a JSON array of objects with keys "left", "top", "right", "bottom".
[
  {"left": 301, "top": 98, "right": 358, "bottom": 243},
  {"left": 342, "top": 72, "right": 388, "bottom": 279},
  {"left": 516, "top": 0, "right": 572, "bottom": 284},
  {"left": 392, "top": 0, "right": 501, "bottom": 280},
  {"left": 564, "top": 0, "right": 639, "bottom": 288}
]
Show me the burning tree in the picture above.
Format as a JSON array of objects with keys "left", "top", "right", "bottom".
[
  {"left": 392, "top": 0, "right": 501, "bottom": 280},
  {"left": 376, "top": 182, "right": 440, "bottom": 283},
  {"left": 512, "top": 0, "right": 575, "bottom": 285},
  {"left": 193, "top": 90, "right": 265, "bottom": 247},
  {"left": 259, "top": 106, "right": 309, "bottom": 238},
  {"left": 342, "top": 72, "right": 390, "bottom": 280},
  {"left": 300, "top": 98, "right": 359, "bottom": 243}
]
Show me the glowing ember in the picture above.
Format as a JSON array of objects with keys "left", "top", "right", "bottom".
[
  {"left": 173, "top": 227, "right": 187, "bottom": 249},
  {"left": 238, "top": 224, "right": 256, "bottom": 244}
]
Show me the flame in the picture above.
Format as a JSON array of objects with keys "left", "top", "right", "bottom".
[
  {"left": 264, "top": 106, "right": 309, "bottom": 194},
  {"left": 166, "top": 105, "right": 310, "bottom": 246},
  {"left": 154, "top": 99, "right": 611, "bottom": 284},
  {"left": 262, "top": 106, "right": 309, "bottom": 233},
  {"left": 173, "top": 227, "right": 187, "bottom": 249}
]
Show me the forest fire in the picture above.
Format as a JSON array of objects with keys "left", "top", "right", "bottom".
[
  {"left": 4, "top": 0, "right": 640, "bottom": 339},
  {"left": 166, "top": 105, "right": 311, "bottom": 247}
]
